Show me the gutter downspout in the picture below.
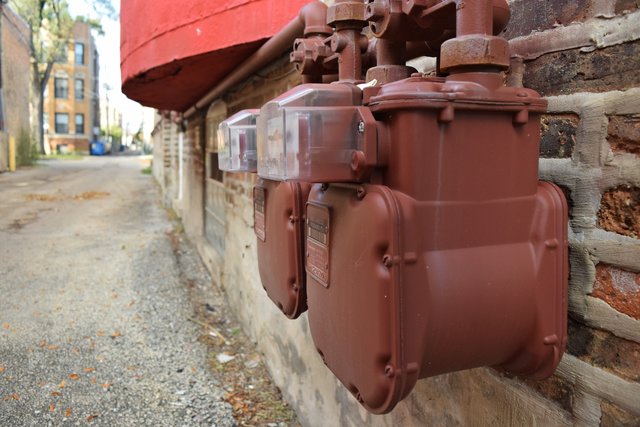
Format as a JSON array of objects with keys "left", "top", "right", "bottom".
[{"left": 183, "top": 1, "right": 329, "bottom": 119}]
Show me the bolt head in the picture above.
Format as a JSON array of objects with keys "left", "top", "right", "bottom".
[
  {"left": 382, "top": 254, "right": 393, "bottom": 267},
  {"left": 327, "top": 2, "right": 367, "bottom": 26},
  {"left": 384, "top": 365, "right": 395, "bottom": 377}
]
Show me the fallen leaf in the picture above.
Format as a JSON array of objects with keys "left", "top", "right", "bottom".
[
  {"left": 49, "top": 404, "right": 55, "bottom": 412},
  {"left": 216, "top": 353, "right": 236, "bottom": 364},
  {"left": 110, "top": 331, "right": 121, "bottom": 338},
  {"left": 127, "top": 300, "right": 136, "bottom": 307},
  {"left": 96, "top": 331, "right": 105, "bottom": 337},
  {"left": 50, "top": 391, "right": 62, "bottom": 397},
  {"left": 83, "top": 367, "right": 96, "bottom": 373},
  {"left": 72, "top": 191, "right": 110, "bottom": 200},
  {"left": 65, "top": 407, "right": 72, "bottom": 417},
  {"left": 24, "top": 193, "right": 64, "bottom": 202},
  {"left": 72, "top": 348, "right": 80, "bottom": 354},
  {"left": 101, "top": 382, "right": 111, "bottom": 390},
  {"left": 58, "top": 380, "right": 66, "bottom": 389},
  {"left": 38, "top": 340, "right": 47, "bottom": 348},
  {"left": 2, "top": 323, "right": 9, "bottom": 329},
  {"left": 47, "top": 345, "right": 60, "bottom": 351},
  {"left": 90, "top": 377, "right": 97, "bottom": 384},
  {"left": 68, "top": 373, "right": 80, "bottom": 380},
  {"left": 0, "top": 366, "right": 5, "bottom": 373},
  {"left": 87, "top": 414, "right": 99, "bottom": 422},
  {"left": 3, "top": 393, "right": 19, "bottom": 401}
]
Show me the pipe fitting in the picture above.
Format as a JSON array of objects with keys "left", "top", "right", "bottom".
[
  {"left": 299, "top": 1, "right": 333, "bottom": 36},
  {"left": 327, "top": 1, "right": 368, "bottom": 27},
  {"left": 402, "top": 0, "right": 436, "bottom": 18},
  {"left": 439, "top": 35, "right": 510, "bottom": 73}
]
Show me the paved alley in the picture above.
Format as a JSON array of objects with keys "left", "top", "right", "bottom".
[{"left": 0, "top": 157, "right": 293, "bottom": 426}]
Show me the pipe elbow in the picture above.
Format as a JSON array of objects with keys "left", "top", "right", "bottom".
[
  {"left": 299, "top": 1, "right": 333, "bottom": 37},
  {"left": 492, "top": 0, "right": 510, "bottom": 35}
]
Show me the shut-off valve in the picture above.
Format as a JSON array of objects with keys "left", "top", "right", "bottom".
[{"left": 217, "top": 0, "right": 568, "bottom": 414}]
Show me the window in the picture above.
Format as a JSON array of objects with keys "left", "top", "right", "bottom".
[
  {"left": 75, "top": 78, "right": 84, "bottom": 100},
  {"left": 55, "top": 113, "right": 69, "bottom": 134},
  {"left": 75, "top": 42, "right": 85, "bottom": 65},
  {"left": 75, "top": 114, "right": 85, "bottom": 135},
  {"left": 54, "top": 77, "right": 68, "bottom": 99},
  {"left": 209, "top": 152, "right": 224, "bottom": 182}
]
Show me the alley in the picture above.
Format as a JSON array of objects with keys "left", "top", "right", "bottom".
[{"left": 0, "top": 157, "right": 292, "bottom": 426}]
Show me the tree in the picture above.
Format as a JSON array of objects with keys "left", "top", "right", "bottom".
[{"left": 8, "top": 0, "right": 115, "bottom": 154}]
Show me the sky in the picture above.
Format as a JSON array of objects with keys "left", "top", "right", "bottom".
[{"left": 68, "top": 0, "right": 149, "bottom": 134}]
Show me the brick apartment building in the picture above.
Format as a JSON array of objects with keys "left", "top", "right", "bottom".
[
  {"left": 0, "top": 3, "right": 31, "bottom": 171},
  {"left": 44, "top": 21, "right": 100, "bottom": 154},
  {"left": 123, "top": 1, "right": 640, "bottom": 425}
]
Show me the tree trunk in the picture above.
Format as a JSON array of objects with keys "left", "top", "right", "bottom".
[
  {"left": 31, "top": 61, "right": 44, "bottom": 154},
  {"left": 37, "top": 92, "right": 45, "bottom": 154},
  {"left": 33, "top": 61, "right": 54, "bottom": 155}
]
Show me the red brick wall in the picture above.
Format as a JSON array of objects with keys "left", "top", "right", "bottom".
[
  {"left": 48, "top": 137, "right": 90, "bottom": 153},
  {"left": 508, "top": 0, "right": 640, "bottom": 424}
]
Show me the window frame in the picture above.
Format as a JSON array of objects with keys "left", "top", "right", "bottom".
[
  {"left": 55, "top": 113, "right": 70, "bottom": 134},
  {"left": 74, "top": 78, "right": 84, "bottom": 100},
  {"left": 54, "top": 77, "right": 69, "bottom": 99},
  {"left": 75, "top": 113, "right": 85, "bottom": 135},
  {"left": 74, "top": 42, "right": 85, "bottom": 65}
]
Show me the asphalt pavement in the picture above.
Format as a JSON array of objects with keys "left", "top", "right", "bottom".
[{"left": 0, "top": 157, "right": 237, "bottom": 426}]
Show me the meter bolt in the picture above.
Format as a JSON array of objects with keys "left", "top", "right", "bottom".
[
  {"left": 358, "top": 120, "right": 365, "bottom": 133},
  {"left": 384, "top": 365, "right": 395, "bottom": 378},
  {"left": 382, "top": 254, "right": 393, "bottom": 267}
]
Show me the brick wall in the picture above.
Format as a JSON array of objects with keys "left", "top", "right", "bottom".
[
  {"left": 507, "top": 1, "right": 640, "bottom": 424},
  {"left": 48, "top": 136, "right": 89, "bottom": 153},
  {"left": 1, "top": 6, "right": 31, "bottom": 171},
  {"left": 154, "top": 1, "right": 640, "bottom": 425}
]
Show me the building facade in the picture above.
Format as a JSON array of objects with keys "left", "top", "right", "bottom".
[
  {"left": 130, "top": 1, "right": 640, "bottom": 425},
  {"left": 44, "top": 21, "right": 99, "bottom": 153},
  {"left": 0, "top": 4, "right": 31, "bottom": 171}
]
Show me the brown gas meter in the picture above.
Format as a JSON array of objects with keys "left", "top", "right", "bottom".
[{"left": 223, "top": 0, "right": 568, "bottom": 414}]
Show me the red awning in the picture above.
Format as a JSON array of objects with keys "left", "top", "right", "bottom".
[{"left": 121, "top": 0, "right": 311, "bottom": 112}]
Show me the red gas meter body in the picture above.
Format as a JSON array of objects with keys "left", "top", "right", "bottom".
[
  {"left": 243, "top": 0, "right": 568, "bottom": 415},
  {"left": 305, "top": 76, "right": 567, "bottom": 413}
]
